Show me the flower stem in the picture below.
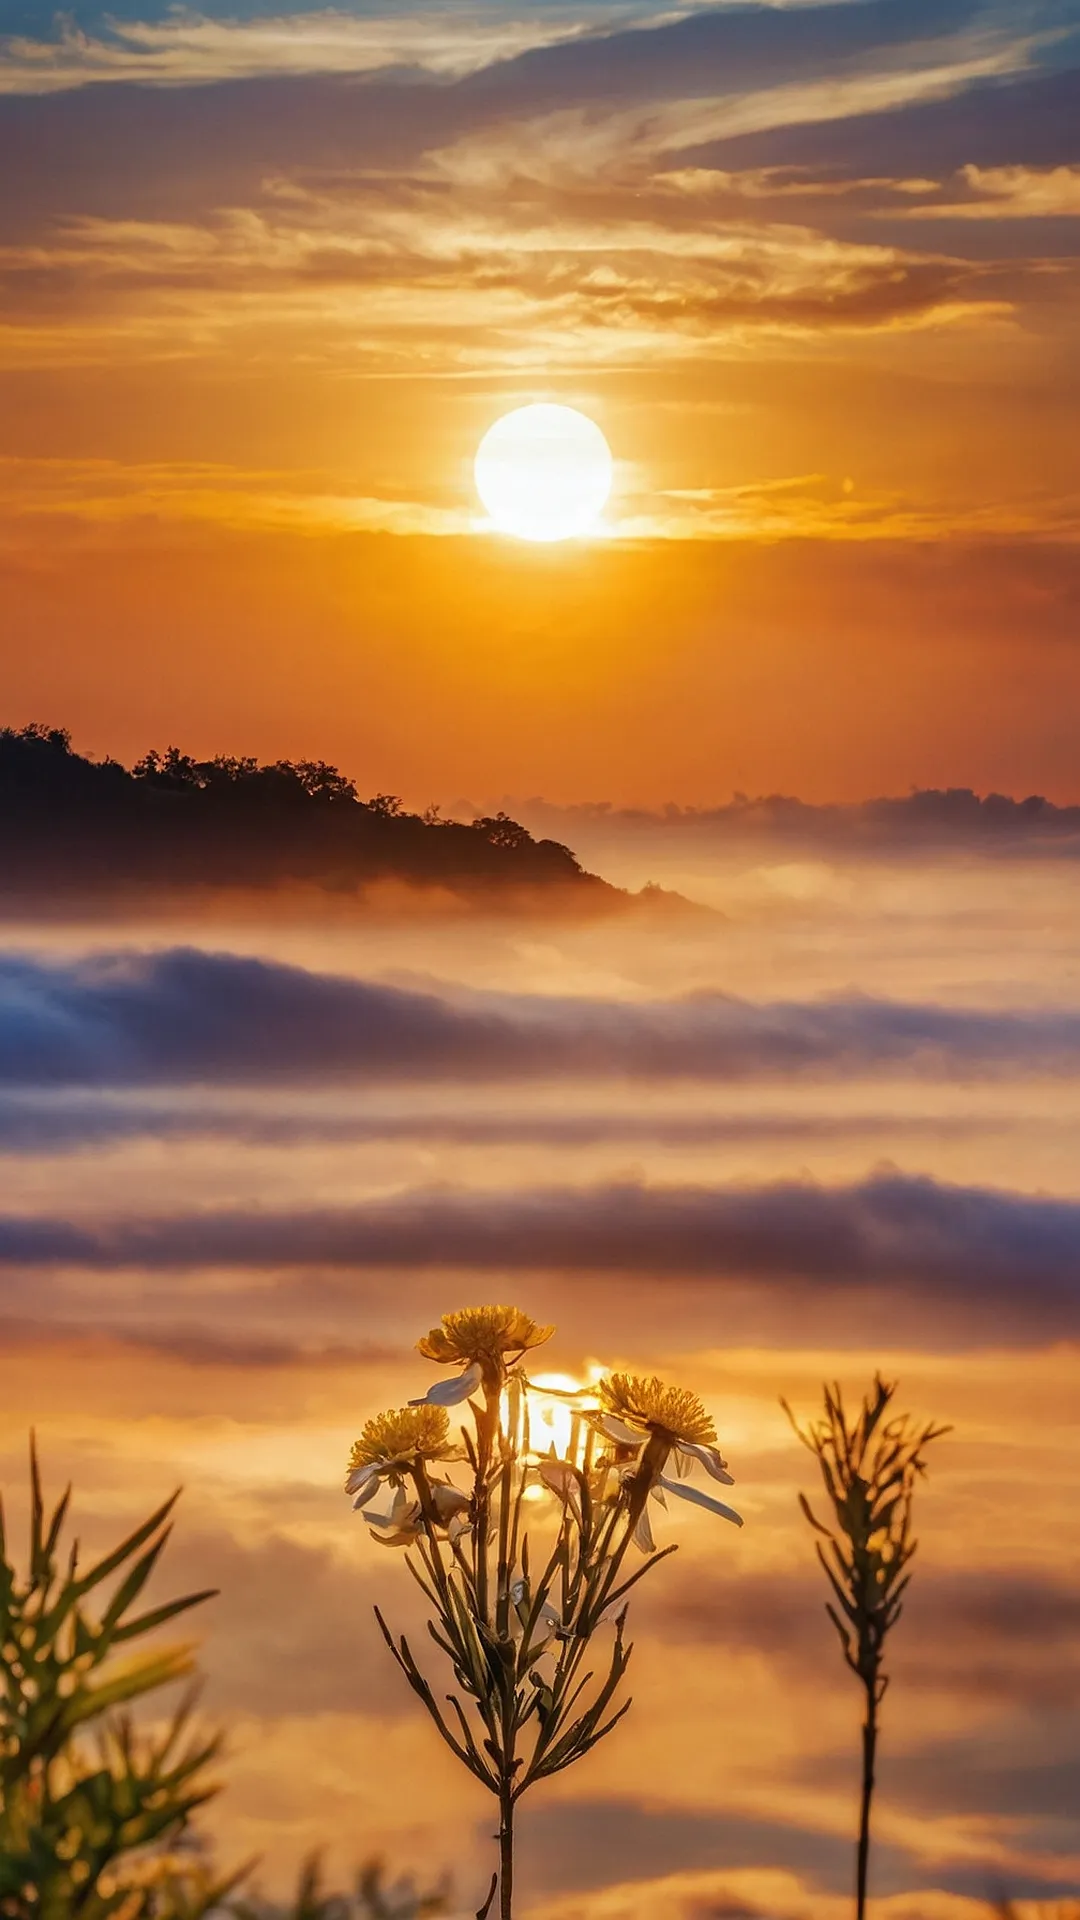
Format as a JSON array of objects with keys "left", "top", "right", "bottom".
[{"left": 498, "top": 1780, "right": 514, "bottom": 1920}]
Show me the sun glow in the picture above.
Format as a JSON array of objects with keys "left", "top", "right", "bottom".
[
  {"left": 474, "top": 403, "right": 614, "bottom": 543},
  {"left": 527, "top": 1372, "right": 583, "bottom": 1459},
  {"left": 519, "top": 1365, "right": 608, "bottom": 1497}
]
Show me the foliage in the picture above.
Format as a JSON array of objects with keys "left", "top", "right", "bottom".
[
  {"left": 0, "top": 1441, "right": 227, "bottom": 1920},
  {"left": 236, "top": 1854, "right": 451, "bottom": 1920},
  {"left": 783, "top": 1376, "right": 948, "bottom": 1920},
  {"left": 0, "top": 724, "right": 594, "bottom": 896},
  {"left": 133, "top": 750, "right": 358, "bottom": 805}
]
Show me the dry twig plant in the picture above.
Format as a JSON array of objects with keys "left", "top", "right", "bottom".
[
  {"left": 345, "top": 1305, "right": 743, "bottom": 1920},
  {"left": 784, "top": 1377, "right": 948, "bottom": 1920}
]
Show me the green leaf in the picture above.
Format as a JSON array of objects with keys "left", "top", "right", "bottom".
[
  {"left": 76, "top": 1493, "right": 181, "bottom": 1597},
  {"left": 109, "top": 1589, "right": 218, "bottom": 1645}
]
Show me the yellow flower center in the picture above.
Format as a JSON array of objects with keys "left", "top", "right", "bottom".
[
  {"left": 417, "top": 1303, "right": 554, "bottom": 1367},
  {"left": 597, "top": 1373, "right": 717, "bottom": 1448},
  {"left": 347, "top": 1404, "right": 452, "bottom": 1479}
]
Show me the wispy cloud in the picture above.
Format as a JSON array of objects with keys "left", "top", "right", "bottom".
[
  {"left": 902, "top": 161, "right": 1080, "bottom": 217},
  {"left": 0, "top": 6, "right": 600, "bottom": 93}
]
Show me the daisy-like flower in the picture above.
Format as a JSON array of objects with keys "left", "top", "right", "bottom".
[
  {"left": 411, "top": 1303, "right": 554, "bottom": 1407},
  {"left": 345, "top": 1404, "right": 458, "bottom": 1508},
  {"left": 594, "top": 1373, "right": 742, "bottom": 1529}
]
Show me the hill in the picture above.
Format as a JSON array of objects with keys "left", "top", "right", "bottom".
[{"left": 0, "top": 725, "right": 616, "bottom": 906}]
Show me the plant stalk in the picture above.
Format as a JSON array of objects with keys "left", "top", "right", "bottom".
[
  {"left": 856, "top": 1682, "right": 877, "bottom": 1920},
  {"left": 498, "top": 1780, "right": 514, "bottom": 1920}
]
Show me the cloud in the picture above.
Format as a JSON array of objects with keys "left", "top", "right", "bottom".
[
  {"left": 0, "top": 1314, "right": 394, "bottom": 1367},
  {"left": 518, "top": 1798, "right": 868, "bottom": 1900},
  {"left": 902, "top": 162, "right": 1080, "bottom": 218},
  {"left": 515, "top": 786, "right": 1080, "bottom": 859},
  {"left": 3, "top": 452, "right": 1075, "bottom": 546},
  {"left": 0, "top": 0, "right": 1061, "bottom": 393},
  {"left": 0, "top": 6, "right": 600, "bottom": 93},
  {"left": 0, "top": 187, "right": 1023, "bottom": 384},
  {"left": 11, "top": 947, "right": 1080, "bottom": 1088},
  {"left": 0, "top": 1089, "right": 1008, "bottom": 1155},
  {"left": 0, "top": 1171, "right": 1077, "bottom": 1327},
  {"left": 0, "top": 0, "right": 998, "bottom": 100},
  {"left": 691, "top": 61, "right": 1080, "bottom": 179},
  {"left": 651, "top": 1565, "right": 1080, "bottom": 1706},
  {"left": 165, "top": 1528, "right": 424, "bottom": 1717}
]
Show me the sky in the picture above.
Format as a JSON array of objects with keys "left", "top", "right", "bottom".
[
  {"left": 3, "top": 0, "right": 1080, "bottom": 798},
  {"left": 3, "top": 0, "right": 1080, "bottom": 1915}
]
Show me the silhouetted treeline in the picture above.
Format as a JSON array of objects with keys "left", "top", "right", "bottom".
[{"left": 0, "top": 726, "right": 609, "bottom": 900}]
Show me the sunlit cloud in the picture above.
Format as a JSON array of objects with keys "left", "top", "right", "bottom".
[
  {"left": 0, "top": 6, "right": 601, "bottom": 93},
  {"left": 4, "top": 452, "right": 1076, "bottom": 545},
  {"left": 903, "top": 162, "right": 1080, "bottom": 218}
]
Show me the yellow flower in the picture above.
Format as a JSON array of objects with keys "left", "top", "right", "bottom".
[
  {"left": 593, "top": 1373, "right": 742, "bottom": 1535},
  {"left": 418, "top": 1304, "right": 554, "bottom": 1367},
  {"left": 597, "top": 1374, "right": 717, "bottom": 1448},
  {"left": 345, "top": 1404, "right": 455, "bottom": 1503},
  {"left": 411, "top": 1304, "right": 554, "bottom": 1405}
]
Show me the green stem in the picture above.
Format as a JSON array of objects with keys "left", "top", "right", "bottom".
[
  {"left": 474, "top": 1387, "right": 500, "bottom": 1627},
  {"left": 587, "top": 1433, "right": 668, "bottom": 1627}
]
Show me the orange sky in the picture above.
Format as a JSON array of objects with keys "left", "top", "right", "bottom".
[
  {"left": 2, "top": 0, "right": 1079, "bottom": 801},
  {"left": 2, "top": 4, "right": 1080, "bottom": 1912}
]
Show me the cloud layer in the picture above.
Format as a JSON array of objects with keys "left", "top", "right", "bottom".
[
  {"left": 1, "top": 1171, "right": 1077, "bottom": 1326},
  {"left": 6, "top": 947, "right": 1080, "bottom": 1087}
]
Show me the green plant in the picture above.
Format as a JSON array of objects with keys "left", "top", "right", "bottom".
[
  {"left": 346, "top": 1305, "right": 743, "bottom": 1920},
  {"left": 235, "top": 1854, "right": 451, "bottom": 1920},
  {"left": 783, "top": 1377, "right": 948, "bottom": 1920},
  {"left": 0, "top": 1440, "right": 231, "bottom": 1920}
]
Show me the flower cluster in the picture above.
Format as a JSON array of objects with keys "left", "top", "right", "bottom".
[
  {"left": 344, "top": 1314, "right": 742, "bottom": 1553},
  {"left": 341, "top": 1303, "right": 747, "bottom": 1920}
]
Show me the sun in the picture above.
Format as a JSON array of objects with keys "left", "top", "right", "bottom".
[{"left": 474, "top": 403, "right": 613, "bottom": 543}]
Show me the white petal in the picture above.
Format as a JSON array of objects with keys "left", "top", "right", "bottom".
[
  {"left": 365, "top": 1499, "right": 421, "bottom": 1530},
  {"left": 538, "top": 1460, "right": 582, "bottom": 1519},
  {"left": 659, "top": 1475, "right": 742, "bottom": 1526},
  {"left": 632, "top": 1505, "right": 656, "bottom": 1553},
  {"left": 598, "top": 1414, "right": 645, "bottom": 1447},
  {"left": 410, "top": 1360, "right": 484, "bottom": 1407},
  {"left": 538, "top": 1458, "right": 576, "bottom": 1488},
  {"left": 678, "top": 1442, "right": 735, "bottom": 1486},
  {"left": 351, "top": 1469, "right": 389, "bottom": 1508},
  {"left": 431, "top": 1482, "right": 471, "bottom": 1520},
  {"left": 345, "top": 1461, "right": 382, "bottom": 1498}
]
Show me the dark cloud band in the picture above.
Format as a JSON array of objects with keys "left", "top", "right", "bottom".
[
  {"left": 0, "top": 1173, "right": 1077, "bottom": 1320},
  {"left": 5, "top": 947, "right": 1080, "bottom": 1087}
]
